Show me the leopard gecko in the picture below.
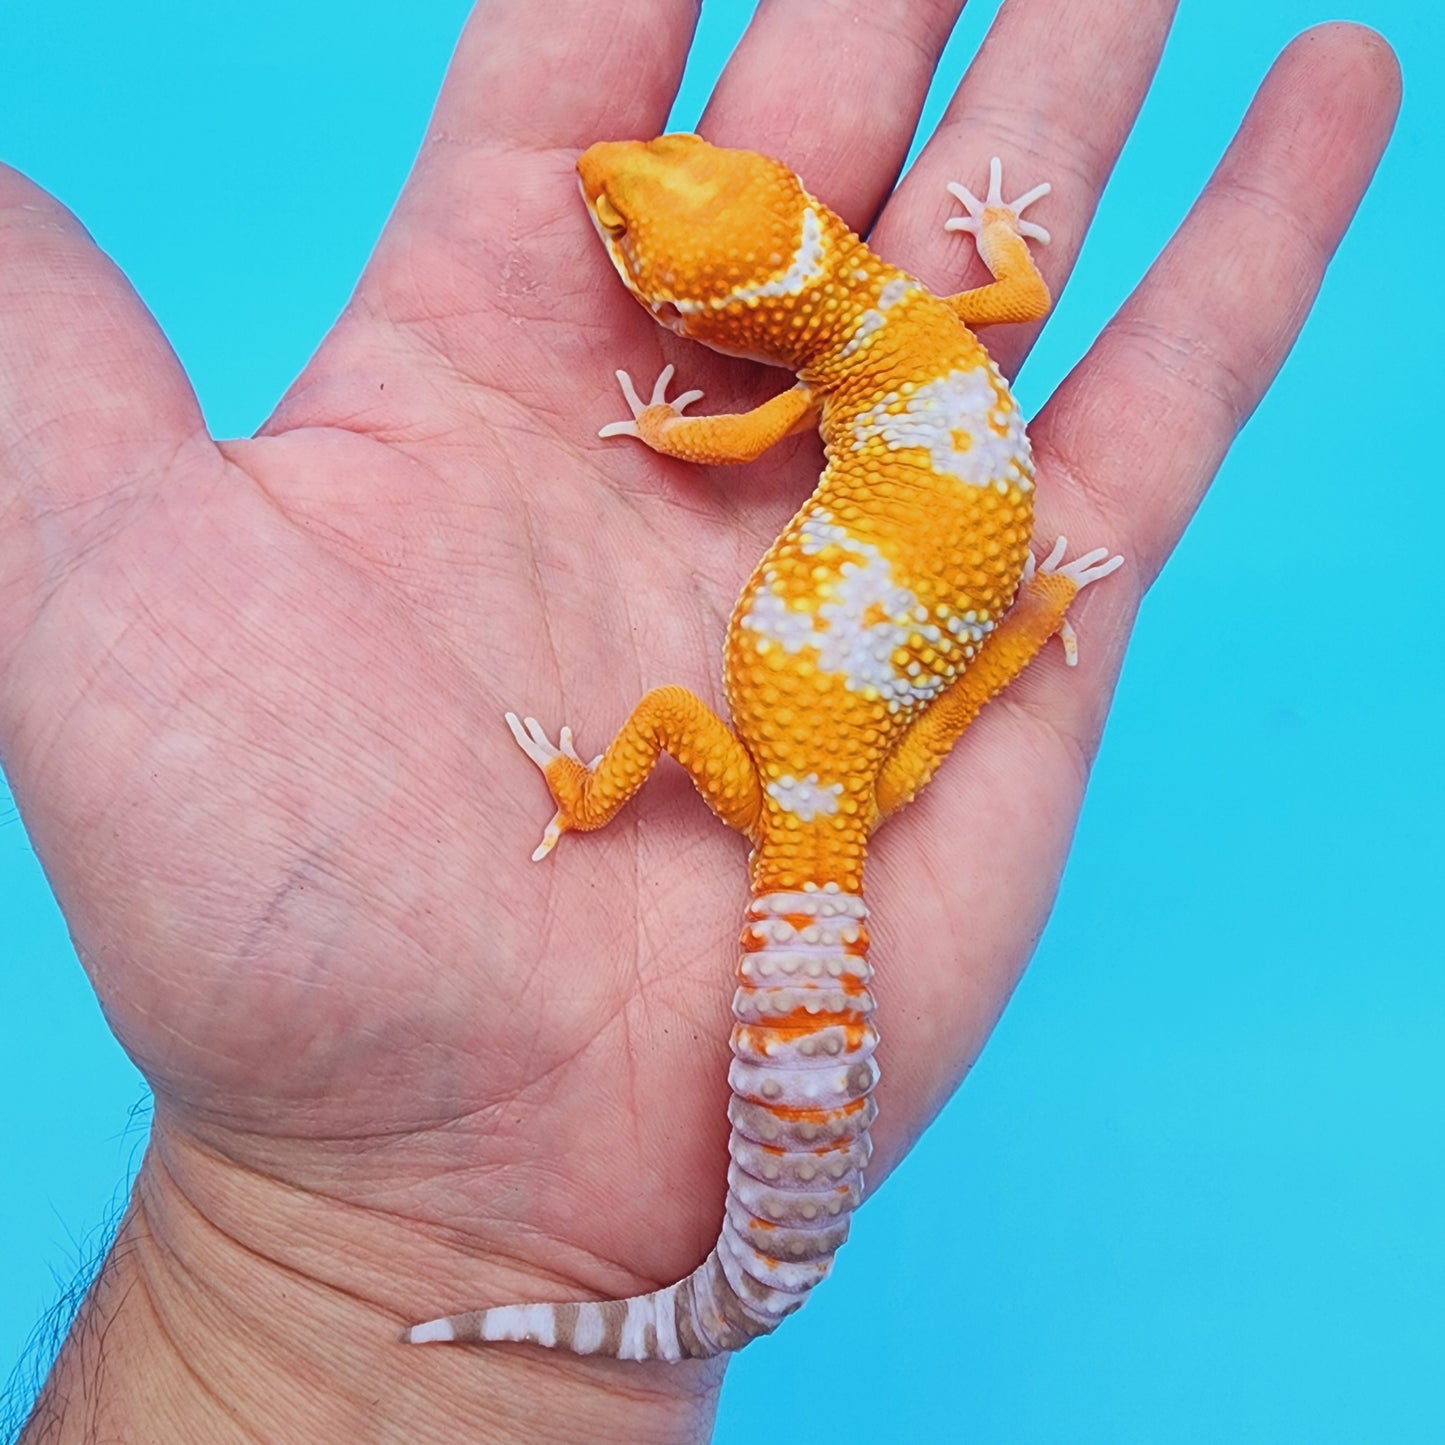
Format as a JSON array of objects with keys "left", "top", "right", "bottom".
[{"left": 406, "top": 133, "right": 1122, "bottom": 1361}]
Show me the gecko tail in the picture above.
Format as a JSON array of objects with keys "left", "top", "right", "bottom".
[
  {"left": 404, "top": 1242, "right": 808, "bottom": 1361},
  {"left": 404, "top": 885, "right": 877, "bottom": 1362}
]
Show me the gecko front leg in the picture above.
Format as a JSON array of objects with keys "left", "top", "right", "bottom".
[
  {"left": 601, "top": 365, "right": 816, "bottom": 464},
  {"left": 943, "top": 156, "right": 1054, "bottom": 328},
  {"left": 872, "top": 538, "right": 1123, "bottom": 823}
]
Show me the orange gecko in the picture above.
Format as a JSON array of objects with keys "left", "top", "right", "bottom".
[{"left": 406, "top": 134, "right": 1122, "bottom": 1361}]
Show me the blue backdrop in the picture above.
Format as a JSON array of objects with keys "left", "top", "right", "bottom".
[{"left": 3, "top": 1, "right": 1440, "bottom": 1439}]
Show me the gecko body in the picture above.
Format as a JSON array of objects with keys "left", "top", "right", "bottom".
[{"left": 407, "top": 134, "right": 1120, "bottom": 1360}]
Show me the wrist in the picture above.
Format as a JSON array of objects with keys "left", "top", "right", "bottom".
[{"left": 24, "top": 1121, "right": 723, "bottom": 1444}]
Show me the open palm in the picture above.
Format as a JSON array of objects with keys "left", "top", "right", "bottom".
[{"left": 2, "top": 0, "right": 1397, "bottom": 1436}]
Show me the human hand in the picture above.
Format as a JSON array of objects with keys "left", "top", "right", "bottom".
[{"left": 1, "top": 0, "right": 1397, "bottom": 1439}]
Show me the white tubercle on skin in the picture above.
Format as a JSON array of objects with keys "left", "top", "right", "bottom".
[
  {"left": 878, "top": 277, "right": 913, "bottom": 308},
  {"left": 838, "top": 307, "right": 887, "bottom": 358},
  {"left": 749, "top": 888, "right": 869, "bottom": 919}
]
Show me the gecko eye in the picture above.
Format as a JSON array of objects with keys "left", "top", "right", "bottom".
[{"left": 594, "top": 193, "right": 627, "bottom": 237}]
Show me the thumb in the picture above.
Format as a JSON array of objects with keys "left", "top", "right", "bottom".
[{"left": 0, "top": 163, "right": 210, "bottom": 686}]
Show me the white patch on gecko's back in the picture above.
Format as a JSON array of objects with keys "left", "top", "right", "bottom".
[
  {"left": 766, "top": 773, "right": 844, "bottom": 820},
  {"left": 852, "top": 365, "right": 1034, "bottom": 492},
  {"left": 741, "top": 512, "right": 969, "bottom": 711}
]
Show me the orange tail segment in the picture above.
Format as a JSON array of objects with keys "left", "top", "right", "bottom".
[{"left": 404, "top": 885, "right": 877, "bottom": 1360}]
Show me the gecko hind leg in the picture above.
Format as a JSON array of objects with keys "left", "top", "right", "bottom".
[
  {"left": 872, "top": 537, "right": 1123, "bottom": 823},
  {"left": 504, "top": 687, "right": 764, "bottom": 862},
  {"left": 505, "top": 715, "right": 602, "bottom": 860},
  {"left": 1022, "top": 536, "right": 1124, "bottom": 666}
]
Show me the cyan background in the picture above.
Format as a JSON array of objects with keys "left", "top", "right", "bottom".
[{"left": 2, "top": 1, "right": 1439, "bottom": 1439}]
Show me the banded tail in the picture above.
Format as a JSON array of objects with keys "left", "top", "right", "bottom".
[{"left": 405, "top": 884, "right": 877, "bottom": 1360}]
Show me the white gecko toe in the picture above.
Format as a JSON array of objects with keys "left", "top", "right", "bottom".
[
  {"left": 1029, "top": 536, "right": 1125, "bottom": 667},
  {"left": 944, "top": 156, "right": 1053, "bottom": 245},
  {"left": 504, "top": 712, "right": 596, "bottom": 861},
  {"left": 598, "top": 363, "right": 704, "bottom": 439},
  {"left": 505, "top": 712, "right": 564, "bottom": 769}
]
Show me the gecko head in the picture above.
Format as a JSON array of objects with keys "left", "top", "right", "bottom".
[{"left": 578, "top": 134, "right": 843, "bottom": 362}]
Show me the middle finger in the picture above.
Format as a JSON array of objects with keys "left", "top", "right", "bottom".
[{"left": 699, "top": 0, "right": 970, "bottom": 234}]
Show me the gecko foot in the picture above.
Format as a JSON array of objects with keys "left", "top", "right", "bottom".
[
  {"left": 503, "top": 713, "right": 601, "bottom": 861},
  {"left": 598, "top": 364, "right": 704, "bottom": 440},
  {"left": 944, "top": 157, "right": 1052, "bottom": 246},
  {"left": 1022, "top": 536, "right": 1125, "bottom": 667}
]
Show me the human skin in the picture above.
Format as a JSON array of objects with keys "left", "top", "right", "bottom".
[{"left": 0, "top": 0, "right": 1398, "bottom": 1440}]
